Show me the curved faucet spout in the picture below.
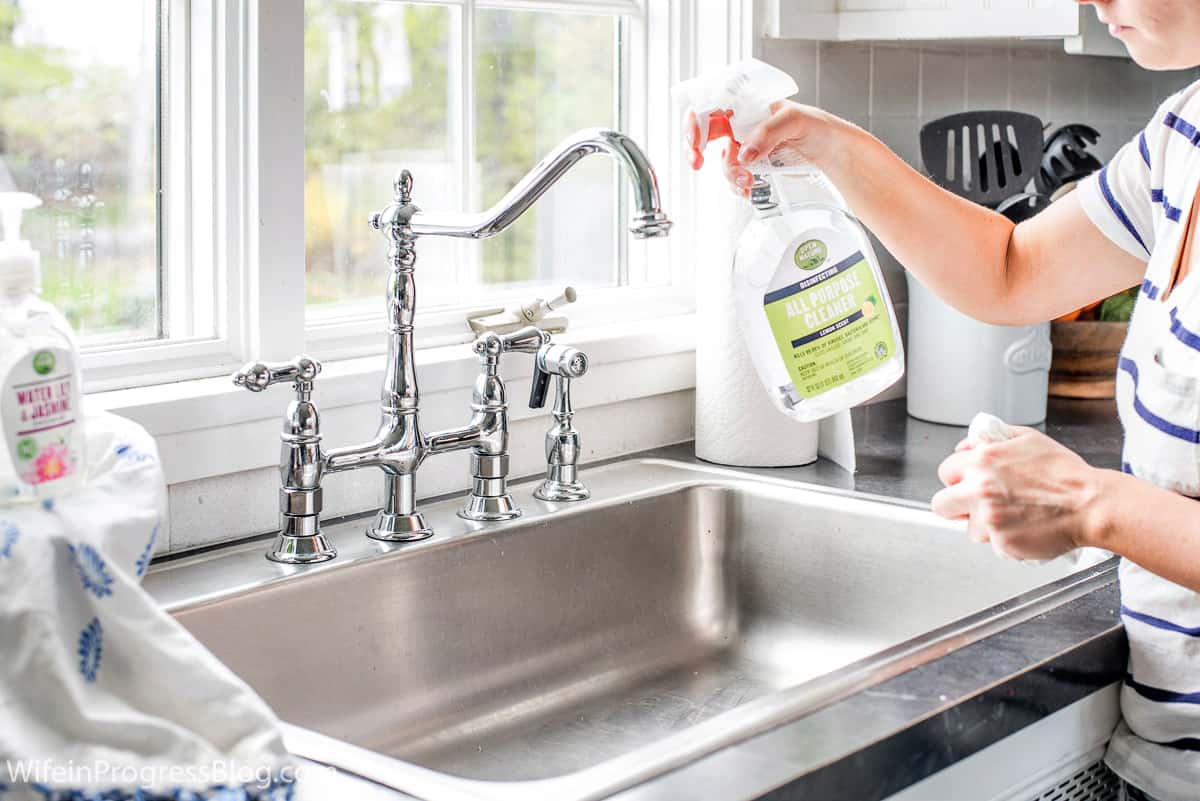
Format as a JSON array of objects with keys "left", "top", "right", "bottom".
[{"left": 409, "top": 128, "right": 672, "bottom": 240}]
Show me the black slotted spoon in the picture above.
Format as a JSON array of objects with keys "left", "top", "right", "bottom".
[
  {"left": 1036, "top": 123, "right": 1103, "bottom": 196},
  {"left": 920, "top": 111, "right": 1045, "bottom": 209}
]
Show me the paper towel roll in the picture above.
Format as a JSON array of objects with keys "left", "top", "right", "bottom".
[{"left": 694, "top": 188, "right": 819, "bottom": 467}]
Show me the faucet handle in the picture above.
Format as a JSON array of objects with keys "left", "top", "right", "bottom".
[
  {"left": 500, "top": 326, "right": 552, "bottom": 354},
  {"left": 232, "top": 354, "right": 333, "bottom": 565},
  {"left": 233, "top": 355, "right": 322, "bottom": 393},
  {"left": 530, "top": 368, "right": 553, "bottom": 410}
]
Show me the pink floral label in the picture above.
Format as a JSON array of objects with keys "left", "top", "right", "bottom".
[{"left": 2, "top": 347, "right": 79, "bottom": 487}]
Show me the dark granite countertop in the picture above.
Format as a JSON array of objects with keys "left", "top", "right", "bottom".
[{"left": 648, "top": 396, "right": 1125, "bottom": 507}]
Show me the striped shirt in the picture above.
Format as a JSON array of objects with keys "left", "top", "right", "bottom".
[{"left": 1077, "top": 81, "right": 1200, "bottom": 801}]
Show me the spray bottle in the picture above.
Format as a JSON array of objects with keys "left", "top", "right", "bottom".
[
  {"left": 0, "top": 191, "right": 86, "bottom": 503},
  {"left": 675, "top": 59, "right": 903, "bottom": 422}
]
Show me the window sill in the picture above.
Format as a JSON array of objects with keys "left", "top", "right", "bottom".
[{"left": 87, "top": 313, "right": 698, "bottom": 485}]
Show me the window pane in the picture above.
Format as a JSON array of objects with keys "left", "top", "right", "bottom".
[
  {"left": 0, "top": 0, "right": 160, "bottom": 344},
  {"left": 304, "top": 0, "right": 459, "bottom": 315},
  {"left": 475, "top": 9, "right": 620, "bottom": 291},
  {"left": 304, "top": 4, "right": 624, "bottom": 319}
]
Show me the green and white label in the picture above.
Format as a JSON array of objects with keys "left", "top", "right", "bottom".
[
  {"left": 762, "top": 243, "right": 895, "bottom": 400},
  {"left": 1, "top": 347, "right": 79, "bottom": 487},
  {"left": 793, "top": 239, "right": 828, "bottom": 272}
]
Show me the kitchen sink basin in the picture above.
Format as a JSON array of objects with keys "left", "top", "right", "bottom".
[{"left": 148, "top": 458, "right": 1109, "bottom": 801}]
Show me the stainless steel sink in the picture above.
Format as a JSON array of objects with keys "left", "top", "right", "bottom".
[{"left": 147, "top": 458, "right": 1109, "bottom": 801}]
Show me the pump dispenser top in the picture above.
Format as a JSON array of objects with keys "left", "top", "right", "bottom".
[{"left": 0, "top": 192, "right": 42, "bottom": 299}]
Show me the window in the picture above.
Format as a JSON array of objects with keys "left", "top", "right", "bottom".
[
  {"left": 304, "top": 2, "right": 458, "bottom": 314},
  {"left": 303, "top": 0, "right": 639, "bottom": 329},
  {"left": 0, "top": 0, "right": 161, "bottom": 345},
  {"left": 3, "top": 0, "right": 237, "bottom": 389},
  {"left": 3, "top": 0, "right": 690, "bottom": 392}
]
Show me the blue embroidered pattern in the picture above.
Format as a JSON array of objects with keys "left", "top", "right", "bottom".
[
  {"left": 115, "top": 443, "right": 153, "bottom": 464},
  {"left": 77, "top": 617, "right": 103, "bottom": 683},
  {"left": 202, "top": 789, "right": 242, "bottom": 801},
  {"left": 261, "top": 785, "right": 293, "bottom": 801},
  {"left": 135, "top": 524, "right": 160, "bottom": 578},
  {"left": 69, "top": 544, "right": 114, "bottom": 599},
  {"left": 0, "top": 522, "right": 18, "bottom": 558}
]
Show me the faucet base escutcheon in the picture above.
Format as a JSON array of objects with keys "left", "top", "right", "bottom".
[
  {"left": 458, "top": 494, "right": 522, "bottom": 522},
  {"left": 366, "top": 512, "right": 434, "bottom": 543},
  {"left": 267, "top": 514, "right": 337, "bottom": 564},
  {"left": 267, "top": 534, "right": 337, "bottom": 564},
  {"left": 534, "top": 480, "right": 590, "bottom": 503}
]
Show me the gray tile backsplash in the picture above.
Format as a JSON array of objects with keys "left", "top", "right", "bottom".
[
  {"left": 816, "top": 42, "right": 874, "bottom": 127},
  {"left": 872, "top": 47, "right": 921, "bottom": 117},
  {"left": 918, "top": 48, "right": 967, "bottom": 120},
  {"left": 759, "top": 38, "right": 1200, "bottom": 308}
]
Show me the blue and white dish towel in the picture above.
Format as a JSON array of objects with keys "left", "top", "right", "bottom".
[{"left": 0, "top": 413, "right": 292, "bottom": 800}]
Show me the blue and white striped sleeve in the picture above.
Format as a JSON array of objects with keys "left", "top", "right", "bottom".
[{"left": 1077, "top": 110, "right": 1165, "bottom": 262}]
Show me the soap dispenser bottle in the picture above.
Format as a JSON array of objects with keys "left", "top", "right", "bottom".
[{"left": 0, "top": 192, "right": 86, "bottom": 503}]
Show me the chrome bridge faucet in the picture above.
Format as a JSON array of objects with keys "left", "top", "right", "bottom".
[{"left": 233, "top": 128, "right": 670, "bottom": 564}]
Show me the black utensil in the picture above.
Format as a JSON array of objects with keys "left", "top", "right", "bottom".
[
  {"left": 920, "top": 111, "right": 1045, "bottom": 208},
  {"left": 1037, "top": 124, "right": 1102, "bottom": 196},
  {"left": 995, "top": 191, "right": 1051, "bottom": 223}
]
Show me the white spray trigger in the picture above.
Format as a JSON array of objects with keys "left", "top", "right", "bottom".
[
  {"left": 675, "top": 59, "right": 799, "bottom": 159},
  {"left": 693, "top": 108, "right": 712, "bottom": 151}
]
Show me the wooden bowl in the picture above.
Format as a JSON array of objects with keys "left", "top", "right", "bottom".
[{"left": 1049, "top": 320, "right": 1129, "bottom": 399}]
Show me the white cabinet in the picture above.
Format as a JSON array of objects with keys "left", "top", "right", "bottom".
[{"left": 768, "top": 1, "right": 1126, "bottom": 57}]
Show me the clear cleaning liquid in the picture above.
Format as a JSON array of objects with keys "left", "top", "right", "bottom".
[{"left": 733, "top": 170, "right": 904, "bottom": 421}]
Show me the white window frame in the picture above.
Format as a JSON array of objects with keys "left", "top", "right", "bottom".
[
  {"left": 304, "top": 0, "right": 692, "bottom": 360},
  {"left": 80, "top": 0, "right": 250, "bottom": 389},
  {"left": 81, "top": 0, "right": 700, "bottom": 389},
  {"left": 87, "top": 0, "right": 770, "bottom": 490},
  {"left": 294, "top": 0, "right": 698, "bottom": 366}
]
